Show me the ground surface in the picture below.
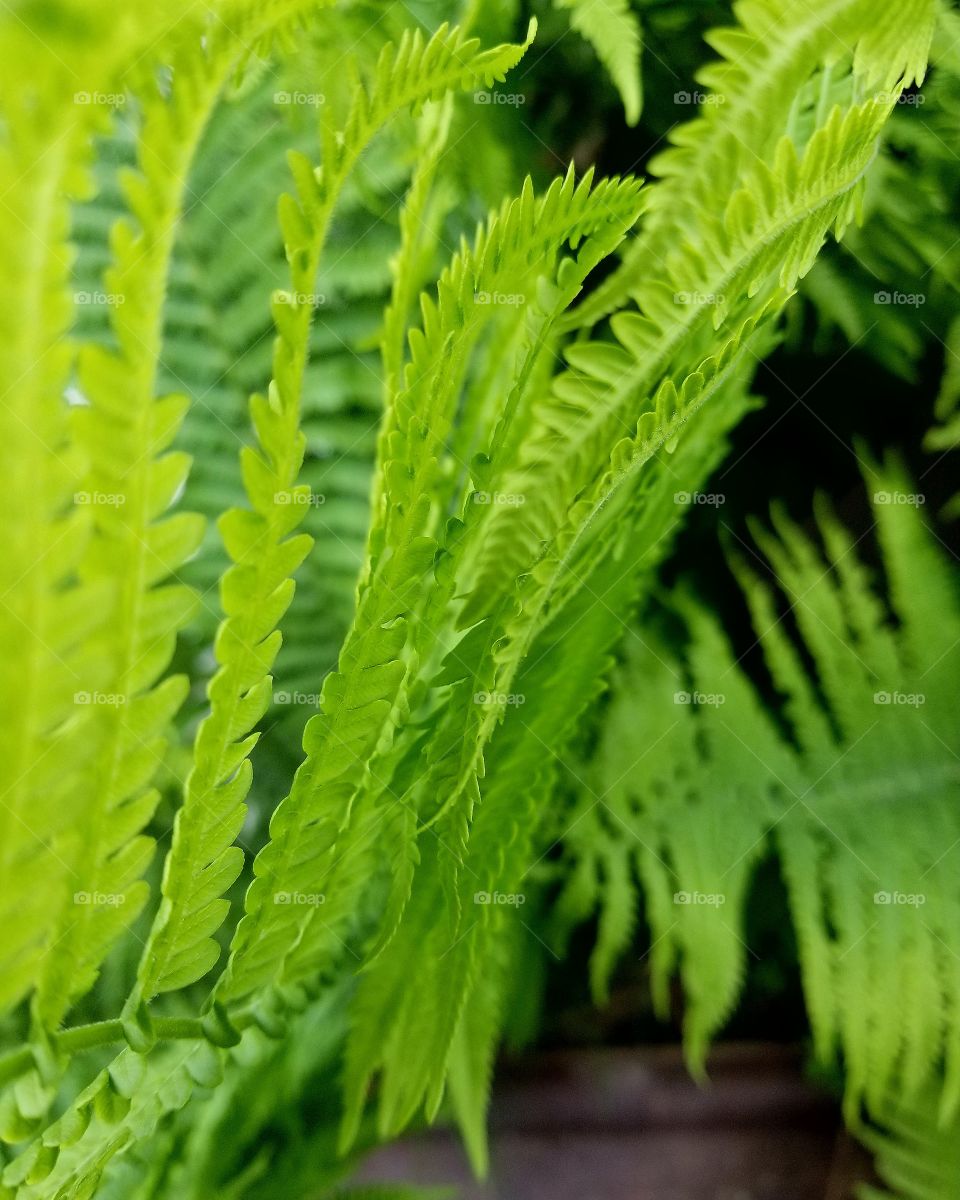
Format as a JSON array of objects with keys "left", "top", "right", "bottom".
[{"left": 357, "top": 1045, "right": 876, "bottom": 1199}]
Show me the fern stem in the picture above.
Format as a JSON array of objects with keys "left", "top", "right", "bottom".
[{"left": 0, "top": 1016, "right": 214, "bottom": 1086}]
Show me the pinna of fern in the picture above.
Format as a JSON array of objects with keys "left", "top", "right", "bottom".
[
  {"left": 796, "top": 3, "right": 960, "bottom": 382},
  {"left": 569, "top": 0, "right": 938, "bottom": 333},
  {"left": 551, "top": 0, "right": 643, "bottom": 125},
  {"left": 856, "top": 1085, "right": 960, "bottom": 1200},
  {"left": 0, "top": 0, "right": 227, "bottom": 1033},
  {"left": 556, "top": 456, "right": 960, "bottom": 1142}
]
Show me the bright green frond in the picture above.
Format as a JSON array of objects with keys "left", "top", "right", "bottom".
[
  {"left": 569, "top": 464, "right": 960, "bottom": 1110},
  {"left": 554, "top": 0, "right": 643, "bottom": 124}
]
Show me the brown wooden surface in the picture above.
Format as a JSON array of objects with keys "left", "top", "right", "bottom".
[{"left": 356, "top": 1044, "right": 877, "bottom": 1199}]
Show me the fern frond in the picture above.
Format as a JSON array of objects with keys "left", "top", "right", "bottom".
[
  {"left": 926, "top": 315, "right": 960, "bottom": 460},
  {"left": 223, "top": 167, "right": 643, "bottom": 1011},
  {"left": 571, "top": 461, "right": 960, "bottom": 1112},
  {"left": 0, "top": 0, "right": 337, "bottom": 1171},
  {"left": 420, "top": 91, "right": 877, "bottom": 908},
  {"left": 553, "top": 0, "right": 643, "bottom": 124},
  {"left": 4, "top": 1039, "right": 217, "bottom": 1200},
  {"left": 0, "top": 0, "right": 178, "bottom": 1026},
  {"left": 214, "top": 18, "right": 540, "bottom": 1008},
  {"left": 445, "top": 932, "right": 511, "bottom": 1177},
  {"left": 34, "top": 0, "right": 335, "bottom": 1036},
  {"left": 0, "top": 94, "right": 93, "bottom": 1020},
  {"left": 333, "top": 0, "right": 929, "bottom": 1158},
  {"left": 525, "top": 90, "right": 904, "bottom": 579},
  {"left": 381, "top": 170, "right": 647, "bottom": 893},
  {"left": 855, "top": 1089, "right": 960, "bottom": 1200},
  {"left": 127, "top": 122, "right": 319, "bottom": 1013},
  {"left": 572, "top": 0, "right": 937, "bottom": 331},
  {"left": 567, "top": 610, "right": 786, "bottom": 1064},
  {"left": 337, "top": 350, "right": 761, "bottom": 1154},
  {"left": 752, "top": 472, "right": 959, "bottom": 1111},
  {"left": 798, "top": 7, "right": 960, "bottom": 383}
]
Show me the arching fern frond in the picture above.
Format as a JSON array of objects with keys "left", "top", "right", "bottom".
[
  {"left": 0, "top": 0, "right": 339, "bottom": 1173},
  {"left": 552, "top": 0, "right": 643, "bottom": 125},
  {"left": 0, "top": 59, "right": 96, "bottom": 1024},
  {"left": 34, "top": 0, "right": 337, "bottom": 1036},
  {"left": 332, "top": 0, "right": 932, "bottom": 1158},
  {"left": 219, "top": 159, "right": 641, "bottom": 1010},
  {"left": 856, "top": 1089, "right": 960, "bottom": 1200},
  {"left": 0, "top": 0, "right": 188, "bottom": 1028},
  {"left": 136, "top": 15, "right": 537, "bottom": 1016},
  {"left": 212, "top": 21, "right": 543, "bottom": 1009},
  {"left": 797, "top": 6, "right": 960, "bottom": 382},
  {"left": 337, "top": 326, "right": 768, "bottom": 1159},
  {"left": 564, "top": 457, "right": 960, "bottom": 1125},
  {"left": 571, "top": 0, "right": 937, "bottom": 331},
  {"left": 395, "top": 86, "right": 906, "bottom": 971}
]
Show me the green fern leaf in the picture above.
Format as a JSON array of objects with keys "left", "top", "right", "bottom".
[
  {"left": 554, "top": 0, "right": 643, "bottom": 124},
  {"left": 573, "top": 0, "right": 938, "bottom": 331},
  {"left": 0, "top": 0, "right": 148, "bottom": 1023},
  {"left": 34, "top": 0, "right": 335, "bottom": 1036},
  {"left": 573, "top": 461, "right": 960, "bottom": 1109},
  {"left": 214, "top": 19, "right": 539, "bottom": 1006},
  {"left": 856, "top": 1089, "right": 960, "bottom": 1200}
]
